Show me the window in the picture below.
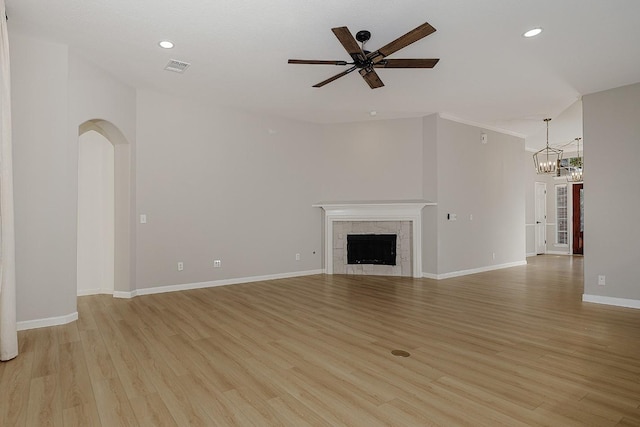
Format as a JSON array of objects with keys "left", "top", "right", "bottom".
[{"left": 555, "top": 184, "right": 568, "bottom": 245}]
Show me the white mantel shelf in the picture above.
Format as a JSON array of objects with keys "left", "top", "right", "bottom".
[{"left": 313, "top": 200, "right": 436, "bottom": 278}]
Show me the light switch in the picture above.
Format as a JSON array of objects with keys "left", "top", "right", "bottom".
[{"left": 140, "top": 214, "right": 147, "bottom": 224}]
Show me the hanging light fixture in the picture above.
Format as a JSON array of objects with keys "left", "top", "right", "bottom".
[
  {"left": 533, "top": 118, "right": 563, "bottom": 174},
  {"left": 567, "top": 137, "right": 583, "bottom": 183}
]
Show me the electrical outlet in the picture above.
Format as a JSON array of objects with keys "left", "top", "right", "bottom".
[
  {"left": 598, "top": 275, "right": 606, "bottom": 286},
  {"left": 177, "top": 262, "right": 184, "bottom": 271},
  {"left": 140, "top": 214, "right": 147, "bottom": 224},
  {"left": 492, "top": 252, "right": 496, "bottom": 260},
  {"left": 295, "top": 253, "right": 301, "bottom": 261},
  {"left": 214, "top": 260, "right": 221, "bottom": 268}
]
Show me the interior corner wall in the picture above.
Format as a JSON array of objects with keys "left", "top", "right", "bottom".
[
  {"left": 583, "top": 82, "right": 640, "bottom": 301},
  {"left": 10, "top": 33, "right": 76, "bottom": 322},
  {"left": 421, "top": 114, "right": 438, "bottom": 275},
  {"left": 435, "top": 117, "right": 526, "bottom": 275}
]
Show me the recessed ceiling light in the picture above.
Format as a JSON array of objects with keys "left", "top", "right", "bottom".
[
  {"left": 158, "top": 40, "right": 174, "bottom": 49},
  {"left": 369, "top": 110, "right": 377, "bottom": 117},
  {"left": 523, "top": 28, "right": 543, "bottom": 38}
]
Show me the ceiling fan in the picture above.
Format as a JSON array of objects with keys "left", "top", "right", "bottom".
[{"left": 288, "top": 22, "right": 439, "bottom": 89}]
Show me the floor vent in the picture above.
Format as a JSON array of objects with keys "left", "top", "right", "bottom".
[{"left": 164, "top": 59, "right": 191, "bottom": 73}]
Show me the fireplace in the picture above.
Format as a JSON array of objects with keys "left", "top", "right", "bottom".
[
  {"left": 314, "top": 201, "right": 436, "bottom": 278},
  {"left": 334, "top": 221, "right": 409, "bottom": 276},
  {"left": 347, "top": 234, "right": 397, "bottom": 265}
]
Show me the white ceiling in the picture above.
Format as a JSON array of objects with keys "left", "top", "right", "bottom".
[{"left": 6, "top": 0, "right": 640, "bottom": 148}]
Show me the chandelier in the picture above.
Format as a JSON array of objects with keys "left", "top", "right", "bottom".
[
  {"left": 533, "top": 118, "right": 563, "bottom": 174},
  {"left": 567, "top": 137, "right": 583, "bottom": 183}
]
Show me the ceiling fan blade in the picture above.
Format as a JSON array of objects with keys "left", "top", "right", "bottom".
[
  {"left": 288, "top": 59, "right": 348, "bottom": 66},
  {"left": 374, "top": 58, "right": 440, "bottom": 68},
  {"left": 331, "top": 27, "right": 366, "bottom": 61},
  {"left": 359, "top": 68, "right": 384, "bottom": 89},
  {"left": 313, "top": 66, "right": 358, "bottom": 87},
  {"left": 375, "top": 22, "right": 436, "bottom": 59}
]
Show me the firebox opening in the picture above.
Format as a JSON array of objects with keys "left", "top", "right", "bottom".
[{"left": 347, "top": 234, "right": 397, "bottom": 266}]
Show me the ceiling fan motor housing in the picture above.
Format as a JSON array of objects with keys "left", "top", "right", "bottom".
[{"left": 355, "top": 30, "right": 371, "bottom": 43}]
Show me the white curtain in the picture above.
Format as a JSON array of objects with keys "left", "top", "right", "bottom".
[{"left": 0, "top": 0, "right": 18, "bottom": 361}]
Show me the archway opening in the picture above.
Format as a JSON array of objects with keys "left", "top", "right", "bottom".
[
  {"left": 77, "top": 119, "right": 132, "bottom": 295},
  {"left": 77, "top": 130, "right": 114, "bottom": 294}
]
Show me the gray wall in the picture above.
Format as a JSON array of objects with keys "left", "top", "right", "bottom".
[
  {"left": 11, "top": 33, "right": 137, "bottom": 322},
  {"left": 421, "top": 114, "right": 438, "bottom": 274},
  {"left": 134, "top": 94, "right": 427, "bottom": 289},
  {"left": 435, "top": 118, "right": 526, "bottom": 274},
  {"left": 583, "top": 82, "right": 640, "bottom": 300},
  {"left": 135, "top": 90, "right": 327, "bottom": 288},
  {"left": 10, "top": 32, "right": 529, "bottom": 323},
  {"left": 319, "top": 118, "right": 423, "bottom": 201},
  {"left": 11, "top": 34, "right": 76, "bottom": 322},
  {"left": 69, "top": 52, "right": 137, "bottom": 294}
]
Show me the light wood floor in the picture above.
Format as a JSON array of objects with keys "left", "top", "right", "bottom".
[{"left": 2, "top": 255, "right": 640, "bottom": 426}]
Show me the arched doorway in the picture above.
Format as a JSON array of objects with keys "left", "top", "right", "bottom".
[
  {"left": 77, "top": 130, "right": 114, "bottom": 294},
  {"left": 77, "top": 119, "right": 133, "bottom": 295}
]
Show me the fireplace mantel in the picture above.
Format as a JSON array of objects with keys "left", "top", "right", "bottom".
[{"left": 313, "top": 200, "right": 436, "bottom": 278}]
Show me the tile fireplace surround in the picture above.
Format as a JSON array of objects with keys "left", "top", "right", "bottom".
[{"left": 313, "top": 201, "right": 436, "bottom": 278}]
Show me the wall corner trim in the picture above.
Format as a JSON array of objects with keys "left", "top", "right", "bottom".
[
  {"left": 17, "top": 312, "right": 79, "bottom": 331},
  {"left": 582, "top": 294, "right": 640, "bottom": 309},
  {"left": 113, "top": 290, "right": 138, "bottom": 299},
  {"left": 77, "top": 288, "right": 114, "bottom": 297}
]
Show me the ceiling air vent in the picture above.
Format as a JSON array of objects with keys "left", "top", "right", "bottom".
[{"left": 164, "top": 59, "right": 190, "bottom": 73}]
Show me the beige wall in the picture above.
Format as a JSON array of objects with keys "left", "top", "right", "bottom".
[{"left": 583, "top": 82, "right": 640, "bottom": 301}]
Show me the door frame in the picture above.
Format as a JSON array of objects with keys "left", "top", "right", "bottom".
[
  {"left": 572, "top": 183, "right": 584, "bottom": 255},
  {"left": 534, "top": 182, "right": 547, "bottom": 255}
]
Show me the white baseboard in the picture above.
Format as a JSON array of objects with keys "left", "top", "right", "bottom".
[
  {"left": 545, "top": 251, "right": 571, "bottom": 255},
  {"left": 526, "top": 252, "right": 537, "bottom": 257},
  {"left": 77, "top": 288, "right": 114, "bottom": 296},
  {"left": 422, "top": 260, "right": 527, "bottom": 280},
  {"left": 114, "top": 269, "right": 324, "bottom": 299},
  {"left": 113, "top": 290, "right": 137, "bottom": 299},
  {"left": 582, "top": 294, "right": 640, "bottom": 309},
  {"left": 17, "top": 311, "right": 79, "bottom": 331}
]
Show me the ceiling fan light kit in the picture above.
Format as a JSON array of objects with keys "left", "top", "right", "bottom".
[{"left": 288, "top": 22, "right": 440, "bottom": 89}]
